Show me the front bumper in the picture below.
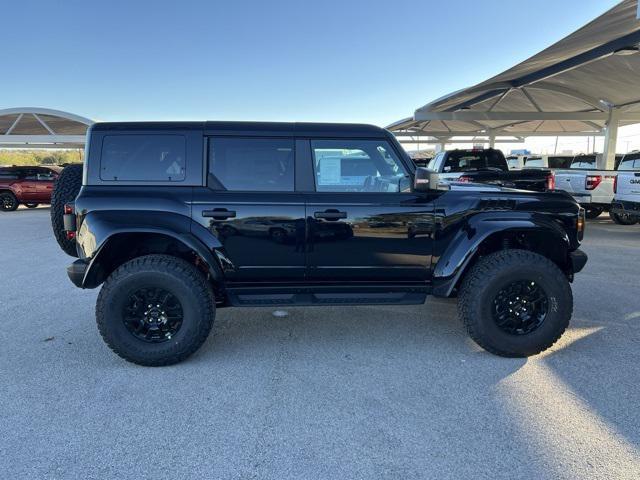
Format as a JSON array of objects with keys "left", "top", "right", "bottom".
[
  {"left": 569, "top": 249, "right": 588, "bottom": 274},
  {"left": 67, "top": 259, "right": 88, "bottom": 288},
  {"left": 610, "top": 200, "right": 640, "bottom": 218}
]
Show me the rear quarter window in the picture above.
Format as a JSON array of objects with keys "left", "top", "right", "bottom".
[{"left": 100, "top": 135, "right": 186, "bottom": 182}]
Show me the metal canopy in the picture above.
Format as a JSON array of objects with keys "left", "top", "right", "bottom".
[
  {"left": 0, "top": 107, "right": 93, "bottom": 148},
  {"left": 388, "top": 0, "right": 640, "bottom": 166}
]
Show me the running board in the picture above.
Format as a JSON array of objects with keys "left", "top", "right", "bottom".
[{"left": 226, "top": 286, "right": 428, "bottom": 307}]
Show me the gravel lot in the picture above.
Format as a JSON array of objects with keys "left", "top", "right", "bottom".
[{"left": 1, "top": 208, "right": 639, "bottom": 479}]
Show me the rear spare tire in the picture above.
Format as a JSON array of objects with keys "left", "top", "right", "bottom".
[
  {"left": 458, "top": 249, "right": 572, "bottom": 357},
  {"left": 96, "top": 255, "right": 216, "bottom": 366},
  {"left": 50, "top": 164, "right": 83, "bottom": 257},
  {"left": 610, "top": 211, "right": 638, "bottom": 225}
]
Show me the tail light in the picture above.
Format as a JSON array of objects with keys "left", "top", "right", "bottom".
[
  {"left": 613, "top": 175, "right": 618, "bottom": 194},
  {"left": 585, "top": 175, "right": 602, "bottom": 190},
  {"left": 457, "top": 175, "right": 473, "bottom": 183},
  {"left": 546, "top": 172, "right": 555, "bottom": 191},
  {"left": 577, "top": 208, "right": 585, "bottom": 241},
  {"left": 66, "top": 231, "right": 76, "bottom": 240},
  {"left": 64, "top": 203, "right": 74, "bottom": 215}
]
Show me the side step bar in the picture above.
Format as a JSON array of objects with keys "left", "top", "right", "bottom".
[{"left": 226, "top": 285, "right": 428, "bottom": 307}]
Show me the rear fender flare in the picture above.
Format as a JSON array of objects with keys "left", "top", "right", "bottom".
[{"left": 77, "top": 211, "right": 224, "bottom": 288}]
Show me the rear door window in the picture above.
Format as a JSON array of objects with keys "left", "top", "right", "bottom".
[
  {"left": 100, "top": 135, "right": 186, "bottom": 181},
  {"left": 0, "top": 168, "right": 21, "bottom": 180},
  {"left": 208, "top": 137, "right": 295, "bottom": 191}
]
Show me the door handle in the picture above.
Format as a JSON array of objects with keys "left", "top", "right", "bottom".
[
  {"left": 314, "top": 209, "right": 347, "bottom": 220},
  {"left": 202, "top": 208, "right": 236, "bottom": 219}
]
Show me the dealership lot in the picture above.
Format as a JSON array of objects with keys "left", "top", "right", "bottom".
[{"left": 1, "top": 208, "right": 639, "bottom": 479}]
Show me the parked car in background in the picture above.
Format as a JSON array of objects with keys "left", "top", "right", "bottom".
[
  {"left": 553, "top": 154, "right": 617, "bottom": 218},
  {"left": 0, "top": 165, "right": 61, "bottom": 211},
  {"left": 610, "top": 151, "right": 640, "bottom": 225},
  {"left": 428, "top": 148, "right": 554, "bottom": 192}
]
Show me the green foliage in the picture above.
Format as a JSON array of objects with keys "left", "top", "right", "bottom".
[{"left": 0, "top": 149, "right": 84, "bottom": 166}]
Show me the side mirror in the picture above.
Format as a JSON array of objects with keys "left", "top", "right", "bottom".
[{"left": 413, "top": 167, "right": 445, "bottom": 192}]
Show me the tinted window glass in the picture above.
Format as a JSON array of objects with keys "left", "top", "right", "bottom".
[
  {"left": 100, "top": 135, "right": 186, "bottom": 181},
  {"left": 209, "top": 137, "right": 294, "bottom": 191},
  {"left": 618, "top": 153, "right": 640, "bottom": 170},
  {"left": 443, "top": 150, "right": 506, "bottom": 173},
  {"left": 570, "top": 155, "right": 596, "bottom": 169},
  {"left": 311, "top": 140, "right": 408, "bottom": 193},
  {"left": 548, "top": 156, "right": 572, "bottom": 169},
  {"left": 0, "top": 168, "right": 21, "bottom": 180}
]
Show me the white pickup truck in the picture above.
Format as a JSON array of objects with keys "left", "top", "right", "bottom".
[
  {"left": 554, "top": 154, "right": 617, "bottom": 219},
  {"left": 610, "top": 152, "right": 640, "bottom": 225}
]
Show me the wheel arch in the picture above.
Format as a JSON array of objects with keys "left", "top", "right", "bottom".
[
  {"left": 432, "top": 216, "right": 572, "bottom": 297},
  {"left": 77, "top": 210, "right": 225, "bottom": 290}
]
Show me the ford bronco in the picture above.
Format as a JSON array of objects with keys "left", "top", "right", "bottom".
[{"left": 53, "top": 121, "right": 587, "bottom": 366}]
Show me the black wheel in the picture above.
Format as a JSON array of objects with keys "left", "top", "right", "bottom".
[
  {"left": 25, "top": 203, "right": 39, "bottom": 209},
  {"left": 0, "top": 192, "right": 19, "bottom": 211},
  {"left": 50, "top": 164, "right": 83, "bottom": 257},
  {"left": 96, "top": 255, "right": 215, "bottom": 366},
  {"left": 458, "top": 249, "right": 572, "bottom": 357},
  {"left": 584, "top": 206, "right": 604, "bottom": 219},
  {"left": 610, "top": 212, "right": 638, "bottom": 225}
]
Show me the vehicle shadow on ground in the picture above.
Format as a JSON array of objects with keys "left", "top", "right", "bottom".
[
  {"left": 198, "top": 298, "right": 528, "bottom": 380},
  {"left": 542, "top": 316, "right": 640, "bottom": 451}
]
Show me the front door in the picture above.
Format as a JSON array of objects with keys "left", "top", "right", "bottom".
[
  {"left": 191, "top": 136, "right": 306, "bottom": 283},
  {"left": 304, "top": 139, "right": 436, "bottom": 282}
]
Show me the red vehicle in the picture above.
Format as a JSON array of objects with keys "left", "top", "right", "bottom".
[{"left": 0, "top": 166, "right": 62, "bottom": 211}]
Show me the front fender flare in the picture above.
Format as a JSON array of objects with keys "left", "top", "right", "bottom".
[{"left": 432, "top": 213, "right": 570, "bottom": 297}]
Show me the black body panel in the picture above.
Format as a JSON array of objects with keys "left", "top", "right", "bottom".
[{"left": 69, "top": 121, "right": 587, "bottom": 305}]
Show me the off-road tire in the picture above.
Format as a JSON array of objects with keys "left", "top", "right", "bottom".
[
  {"left": 458, "top": 249, "right": 572, "bottom": 357},
  {"left": 25, "top": 203, "right": 39, "bottom": 209},
  {"left": 610, "top": 211, "right": 638, "bottom": 225},
  {"left": 584, "top": 206, "right": 604, "bottom": 219},
  {"left": 50, "top": 164, "right": 83, "bottom": 257},
  {"left": 96, "top": 255, "right": 215, "bottom": 366},
  {"left": 0, "top": 191, "right": 19, "bottom": 211}
]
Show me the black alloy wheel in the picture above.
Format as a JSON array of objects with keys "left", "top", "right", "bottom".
[
  {"left": 492, "top": 280, "right": 549, "bottom": 335},
  {"left": 1, "top": 192, "right": 18, "bottom": 211},
  {"left": 122, "top": 287, "right": 184, "bottom": 343}
]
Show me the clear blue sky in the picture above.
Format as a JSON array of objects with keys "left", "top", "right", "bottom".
[{"left": 0, "top": 0, "right": 621, "bottom": 126}]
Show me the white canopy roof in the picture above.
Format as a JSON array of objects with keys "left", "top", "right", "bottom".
[
  {"left": 0, "top": 108, "right": 94, "bottom": 148},
  {"left": 389, "top": 0, "right": 640, "bottom": 144}
]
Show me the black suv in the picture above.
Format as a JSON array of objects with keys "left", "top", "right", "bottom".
[{"left": 55, "top": 121, "right": 587, "bottom": 366}]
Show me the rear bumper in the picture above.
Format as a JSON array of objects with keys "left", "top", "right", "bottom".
[
  {"left": 67, "top": 259, "right": 88, "bottom": 288},
  {"left": 569, "top": 249, "right": 588, "bottom": 274},
  {"left": 610, "top": 200, "right": 640, "bottom": 218}
]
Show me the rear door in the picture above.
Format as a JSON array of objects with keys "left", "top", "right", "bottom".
[
  {"left": 33, "top": 167, "right": 58, "bottom": 201},
  {"left": 303, "top": 138, "right": 436, "bottom": 282},
  {"left": 191, "top": 136, "right": 306, "bottom": 283}
]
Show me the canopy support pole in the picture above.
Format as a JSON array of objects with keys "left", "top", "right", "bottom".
[{"left": 602, "top": 108, "right": 620, "bottom": 170}]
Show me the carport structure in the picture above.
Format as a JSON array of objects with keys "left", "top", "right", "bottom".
[
  {"left": 0, "top": 107, "right": 93, "bottom": 149},
  {"left": 389, "top": 0, "right": 640, "bottom": 169}
]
